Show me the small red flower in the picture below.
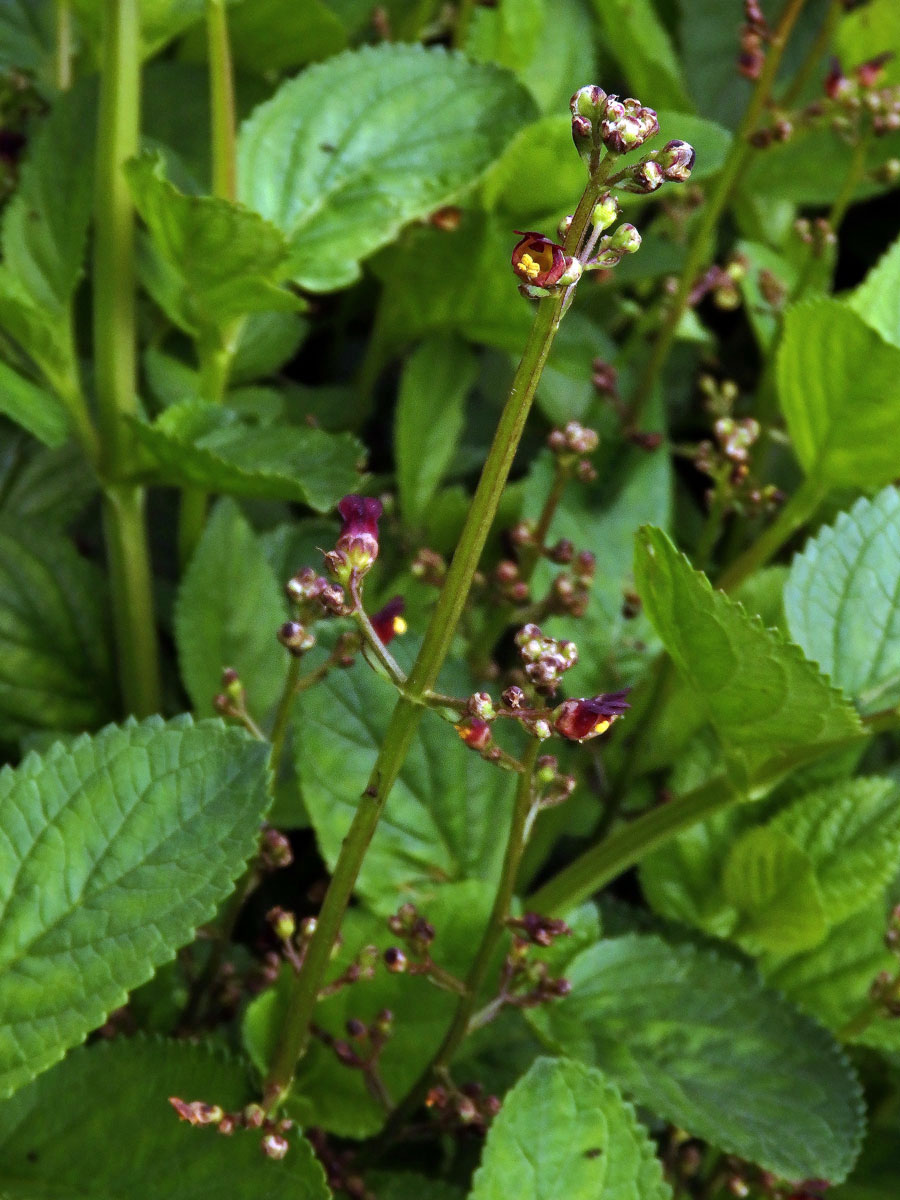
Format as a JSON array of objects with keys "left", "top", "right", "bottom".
[
  {"left": 455, "top": 718, "right": 493, "bottom": 751},
  {"left": 511, "top": 232, "right": 567, "bottom": 287},
  {"left": 553, "top": 691, "right": 631, "bottom": 742},
  {"left": 325, "top": 494, "right": 383, "bottom": 582},
  {"left": 370, "top": 596, "right": 407, "bottom": 644}
]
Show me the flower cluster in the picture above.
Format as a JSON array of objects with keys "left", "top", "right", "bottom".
[
  {"left": 169, "top": 1096, "right": 294, "bottom": 1159},
  {"left": 515, "top": 623, "right": 578, "bottom": 696}
]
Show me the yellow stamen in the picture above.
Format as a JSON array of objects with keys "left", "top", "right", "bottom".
[
  {"left": 517, "top": 252, "right": 541, "bottom": 280},
  {"left": 592, "top": 718, "right": 611, "bottom": 736},
  {"left": 392, "top": 615, "right": 408, "bottom": 635}
]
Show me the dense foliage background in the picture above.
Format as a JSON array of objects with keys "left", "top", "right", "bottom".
[{"left": 0, "top": 0, "right": 899, "bottom": 1197}]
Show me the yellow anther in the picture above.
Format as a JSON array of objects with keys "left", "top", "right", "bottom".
[
  {"left": 592, "top": 718, "right": 611, "bottom": 736},
  {"left": 518, "top": 253, "right": 541, "bottom": 280},
  {"left": 392, "top": 615, "right": 408, "bottom": 635}
]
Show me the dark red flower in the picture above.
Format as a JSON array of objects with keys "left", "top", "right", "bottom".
[
  {"left": 511, "top": 232, "right": 567, "bottom": 287},
  {"left": 455, "top": 718, "right": 493, "bottom": 751},
  {"left": 553, "top": 691, "right": 631, "bottom": 742},
  {"left": 370, "top": 596, "right": 407, "bottom": 644},
  {"left": 325, "top": 494, "right": 383, "bottom": 582}
]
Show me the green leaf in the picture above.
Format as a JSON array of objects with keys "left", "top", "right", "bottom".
[
  {"left": 836, "top": 0, "right": 900, "bottom": 85},
  {"left": 0, "top": 359, "right": 69, "bottom": 447},
  {"left": 528, "top": 933, "right": 864, "bottom": 1182},
  {"left": 296, "top": 653, "right": 516, "bottom": 913},
  {"left": 722, "top": 826, "right": 827, "bottom": 954},
  {"left": 201, "top": 0, "right": 346, "bottom": 75},
  {"left": 1, "top": 81, "right": 96, "bottom": 312},
  {"left": 230, "top": 310, "right": 309, "bottom": 385},
  {"left": 127, "top": 154, "right": 301, "bottom": 337},
  {"left": 785, "top": 487, "right": 900, "bottom": 712},
  {"left": 237, "top": 44, "right": 537, "bottom": 291},
  {"left": 175, "top": 499, "right": 288, "bottom": 718},
  {"left": 0, "top": 519, "right": 116, "bottom": 739},
  {"left": 849, "top": 234, "right": 900, "bottom": 350},
  {"left": 244, "top": 881, "right": 494, "bottom": 1138},
  {"left": 395, "top": 335, "right": 476, "bottom": 527},
  {"left": 591, "top": 0, "right": 692, "bottom": 111},
  {"left": 131, "top": 401, "right": 365, "bottom": 512},
  {"left": 0, "top": 439, "right": 96, "bottom": 529},
  {"left": 470, "top": 1057, "right": 671, "bottom": 1200},
  {"left": 633, "top": 526, "right": 863, "bottom": 779},
  {"left": 0, "top": 716, "right": 270, "bottom": 1098},
  {"left": 0, "top": 1, "right": 54, "bottom": 89},
  {"left": 778, "top": 299, "right": 900, "bottom": 490},
  {"left": 0, "top": 1038, "right": 329, "bottom": 1199},
  {"left": 0, "top": 265, "right": 72, "bottom": 393},
  {"left": 769, "top": 777, "right": 900, "bottom": 925}
]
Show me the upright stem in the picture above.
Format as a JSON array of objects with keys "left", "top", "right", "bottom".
[
  {"left": 55, "top": 0, "right": 72, "bottom": 91},
  {"left": 627, "top": 0, "right": 810, "bottom": 428},
  {"left": 386, "top": 741, "right": 541, "bottom": 1131},
  {"left": 716, "top": 475, "right": 825, "bottom": 592},
  {"left": 263, "top": 162, "right": 616, "bottom": 1104},
  {"left": 94, "top": 0, "right": 161, "bottom": 716}
]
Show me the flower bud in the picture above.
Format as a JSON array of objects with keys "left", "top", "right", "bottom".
[
  {"left": 370, "top": 596, "right": 407, "bottom": 644},
  {"left": 570, "top": 85, "right": 607, "bottom": 119},
  {"left": 169, "top": 1098, "right": 224, "bottom": 1126},
  {"left": 455, "top": 718, "right": 493, "bottom": 751},
  {"left": 619, "top": 160, "right": 664, "bottom": 193},
  {"left": 261, "top": 1133, "right": 289, "bottom": 1160},
  {"left": 267, "top": 906, "right": 296, "bottom": 942},
  {"left": 243, "top": 1103, "right": 265, "bottom": 1129},
  {"left": 326, "top": 495, "right": 383, "bottom": 582},
  {"left": 502, "top": 685, "right": 526, "bottom": 709},
  {"left": 467, "top": 691, "right": 496, "bottom": 721},
  {"left": 553, "top": 691, "right": 631, "bottom": 741},
  {"left": 600, "top": 96, "right": 659, "bottom": 155},
  {"left": 658, "top": 139, "right": 695, "bottom": 182},
  {"left": 260, "top": 826, "right": 293, "bottom": 871},
  {"left": 384, "top": 947, "right": 408, "bottom": 973},
  {"left": 591, "top": 192, "right": 620, "bottom": 232},
  {"left": 610, "top": 223, "right": 641, "bottom": 255},
  {"left": 277, "top": 621, "right": 316, "bottom": 656}
]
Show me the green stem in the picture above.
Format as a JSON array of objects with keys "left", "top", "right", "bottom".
[
  {"left": 715, "top": 475, "right": 825, "bottom": 592},
  {"left": 94, "top": 0, "right": 161, "bottom": 716},
  {"left": 268, "top": 656, "right": 301, "bottom": 773},
  {"left": 262, "top": 161, "right": 617, "bottom": 1105},
  {"left": 838, "top": 999, "right": 882, "bottom": 1042},
  {"left": 206, "top": 0, "right": 237, "bottom": 201},
  {"left": 386, "top": 741, "right": 541, "bottom": 1132},
  {"left": 529, "top": 775, "right": 739, "bottom": 915},
  {"left": 55, "top": 0, "right": 72, "bottom": 91},
  {"left": 626, "top": 0, "right": 810, "bottom": 428},
  {"left": 178, "top": 335, "right": 235, "bottom": 567},
  {"left": 453, "top": 0, "right": 476, "bottom": 48}
]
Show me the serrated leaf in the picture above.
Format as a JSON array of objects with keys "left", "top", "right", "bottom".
[
  {"left": 237, "top": 44, "right": 537, "bottom": 291},
  {"left": 634, "top": 526, "right": 863, "bottom": 778},
  {"left": 0, "top": 265, "right": 71, "bottom": 394},
  {"left": 395, "top": 334, "right": 476, "bottom": 527},
  {"left": 848, "top": 233, "right": 900, "bottom": 349},
  {"left": 0, "top": 359, "right": 69, "bottom": 447},
  {"left": 127, "top": 153, "right": 302, "bottom": 337},
  {"left": 131, "top": 401, "right": 365, "bottom": 512},
  {"left": 175, "top": 498, "right": 288, "bottom": 718},
  {"left": 245, "top": 881, "right": 493, "bottom": 1138},
  {"left": 0, "top": 519, "right": 116, "bottom": 739},
  {"left": 528, "top": 933, "right": 864, "bottom": 1183},
  {"left": 0, "top": 716, "right": 270, "bottom": 1097},
  {"left": 785, "top": 486, "right": 900, "bottom": 712},
  {"left": 1, "top": 80, "right": 95, "bottom": 312},
  {"left": 470, "top": 1057, "right": 671, "bottom": 1200},
  {"left": 769, "top": 777, "right": 900, "bottom": 924},
  {"left": 778, "top": 298, "right": 900, "bottom": 490},
  {"left": 296, "top": 652, "right": 516, "bottom": 913},
  {"left": 722, "top": 826, "right": 827, "bottom": 954},
  {"left": 0, "top": 1037, "right": 329, "bottom": 1199},
  {"left": 0, "top": 440, "right": 96, "bottom": 528}
]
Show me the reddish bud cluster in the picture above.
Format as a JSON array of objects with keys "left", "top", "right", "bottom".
[
  {"left": 169, "top": 1096, "right": 294, "bottom": 1159},
  {"left": 515, "top": 623, "right": 578, "bottom": 696}
]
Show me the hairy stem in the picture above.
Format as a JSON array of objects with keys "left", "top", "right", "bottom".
[
  {"left": 94, "top": 0, "right": 161, "bottom": 716},
  {"left": 262, "top": 161, "right": 616, "bottom": 1104},
  {"left": 626, "top": 0, "right": 810, "bottom": 428}
]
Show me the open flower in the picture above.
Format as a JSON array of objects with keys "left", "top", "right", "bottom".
[
  {"left": 511, "top": 232, "right": 568, "bottom": 287},
  {"left": 553, "top": 691, "right": 631, "bottom": 741},
  {"left": 370, "top": 596, "right": 407, "bottom": 644}
]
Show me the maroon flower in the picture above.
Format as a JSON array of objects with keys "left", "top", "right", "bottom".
[
  {"left": 553, "top": 691, "right": 631, "bottom": 742},
  {"left": 455, "top": 718, "right": 493, "bottom": 752},
  {"left": 511, "top": 232, "right": 567, "bottom": 287},
  {"left": 325, "top": 494, "right": 383, "bottom": 582},
  {"left": 370, "top": 596, "right": 407, "bottom": 644}
]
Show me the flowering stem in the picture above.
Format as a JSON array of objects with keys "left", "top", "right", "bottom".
[
  {"left": 262, "top": 161, "right": 616, "bottom": 1106},
  {"left": 626, "top": 0, "right": 810, "bottom": 429},
  {"left": 716, "top": 474, "right": 825, "bottom": 592},
  {"left": 268, "top": 656, "right": 302, "bottom": 773},
  {"left": 383, "top": 740, "right": 541, "bottom": 1133},
  {"left": 94, "top": 0, "right": 161, "bottom": 718}
]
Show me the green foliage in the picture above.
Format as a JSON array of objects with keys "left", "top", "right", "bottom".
[
  {"left": 528, "top": 933, "right": 864, "bottom": 1183},
  {"left": 175, "top": 498, "right": 288, "bottom": 717},
  {"left": 634, "top": 526, "right": 863, "bottom": 779},
  {"left": 0, "top": 359, "right": 69, "bottom": 446},
  {"left": 0, "top": 717, "right": 270, "bottom": 1097},
  {"left": 849, "top": 233, "right": 900, "bottom": 349},
  {"left": 131, "top": 401, "right": 365, "bottom": 511},
  {"left": 237, "top": 44, "right": 537, "bottom": 291},
  {"left": 778, "top": 299, "right": 900, "bottom": 490},
  {"left": 395, "top": 334, "right": 477, "bottom": 528},
  {"left": 470, "top": 1057, "right": 671, "bottom": 1200},
  {"left": 785, "top": 487, "right": 900, "bottom": 713},
  {"left": 0, "top": 1038, "right": 330, "bottom": 1199},
  {"left": 0, "top": 520, "right": 116, "bottom": 739},
  {"left": 591, "top": 0, "right": 690, "bottom": 111}
]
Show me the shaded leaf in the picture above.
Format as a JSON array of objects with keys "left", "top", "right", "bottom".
[
  {"left": 591, "top": 0, "right": 691, "bottom": 110},
  {"left": 528, "top": 933, "right": 864, "bottom": 1182},
  {"left": 0, "top": 359, "right": 69, "bottom": 447},
  {"left": 0, "top": 716, "right": 270, "bottom": 1097}
]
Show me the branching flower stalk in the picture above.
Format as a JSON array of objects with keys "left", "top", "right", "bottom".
[{"left": 261, "top": 90, "right": 655, "bottom": 1106}]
